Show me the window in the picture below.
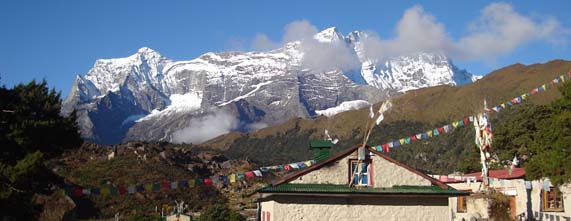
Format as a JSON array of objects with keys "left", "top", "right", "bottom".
[
  {"left": 457, "top": 196, "right": 467, "bottom": 213},
  {"left": 349, "top": 160, "right": 372, "bottom": 186},
  {"left": 542, "top": 187, "right": 564, "bottom": 212}
]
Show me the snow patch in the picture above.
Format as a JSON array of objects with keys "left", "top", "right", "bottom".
[
  {"left": 315, "top": 100, "right": 371, "bottom": 117},
  {"left": 136, "top": 92, "right": 203, "bottom": 122},
  {"left": 218, "top": 81, "right": 273, "bottom": 106}
]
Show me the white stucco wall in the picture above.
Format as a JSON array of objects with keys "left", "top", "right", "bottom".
[
  {"left": 290, "top": 150, "right": 431, "bottom": 187},
  {"left": 448, "top": 179, "right": 571, "bottom": 220},
  {"left": 260, "top": 195, "right": 450, "bottom": 221}
]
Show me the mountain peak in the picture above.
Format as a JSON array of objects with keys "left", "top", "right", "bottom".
[
  {"left": 134, "top": 47, "right": 164, "bottom": 59},
  {"left": 314, "top": 27, "right": 344, "bottom": 43}
]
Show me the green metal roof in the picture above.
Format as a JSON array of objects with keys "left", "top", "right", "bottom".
[
  {"left": 309, "top": 140, "right": 332, "bottom": 148},
  {"left": 258, "top": 183, "right": 468, "bottom": 196}
]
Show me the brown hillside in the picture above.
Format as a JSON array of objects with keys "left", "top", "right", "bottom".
[{"left": 202, "top": 60, "right": 571, "bottom": 149}]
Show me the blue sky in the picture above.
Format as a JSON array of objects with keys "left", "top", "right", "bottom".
[{"left": 1, "top": 0, "right": 570, "bottom": 97}]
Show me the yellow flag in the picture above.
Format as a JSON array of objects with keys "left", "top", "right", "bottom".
[
  {"left": 144, "top": 184, "right": 153, "bottom": 192},
  {"left": 188, "top": 179, "right": 196, "bottom": 188},
  {"left": 427, "top": 131, "right": 433, "bottom": 137},
  {"left": 304, "top": 161, "right": 312, "bottom": 167},
  {"left": 101, "top": 187, "right": 111, "bottom": 196},
  {"left": 452, "top": 121, "right": 459, "bottom": 128},
  {"left": 399, "top": 139, "right": 405, "bottom": 145},
  {"left": 229, "top": 174, "right": 236, "bottom": 184}
]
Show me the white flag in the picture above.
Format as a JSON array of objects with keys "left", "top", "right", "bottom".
[
  {"left": 375, "top": 114, "right": 384, "bottom": 125},
  {"left": 369, "top": 106, "right": 374, "bottom": 118},
  {"left": 378, "top": 100, "right": 392, "bottom": 114}
]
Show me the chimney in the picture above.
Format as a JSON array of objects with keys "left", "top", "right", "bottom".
[{"left": 309, "top": 140, "right": 332, "bottom": 163}]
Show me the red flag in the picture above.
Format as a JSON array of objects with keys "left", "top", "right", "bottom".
[
  {"left": 410, "top": 135, "right": 416, "bottom": 141},
  {"left": 245, "top": 171, "right": 255, "bottom": 179},
  {"left": 463, "top": 117, "right": 469, "bottom": 125},
  {"left": 438, "top": 127, "right": 444, "bottom": 133},
  {"left": 161, "top": 182, "right": 169, "bottom": 190},
  {"left": 118, "top": 186, "right": 127, "bottom": 195},
  {"left": 203, "top": 178, "right": 213, "bottom": 186},
  {"left": 382, "top": 143, "right": 389, "bottom": 153},
  {"left": 73, "top": 187, "right": 83, "bottom": 197}
]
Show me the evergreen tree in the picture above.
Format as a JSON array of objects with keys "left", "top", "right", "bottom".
[{"left": 0, "top": 80, "right": 82, "bottom": 219}]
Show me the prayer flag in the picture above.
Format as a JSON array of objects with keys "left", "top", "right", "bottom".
[
  {"left": 433, "top": 128, "right": 439, "bottom": 136},
  {"left": 290, "top": 163, "right": 299, "bottom": 169},
  {"left": 253, "top": 170, "right": 263, "bottom": 177},
  {"left": 222, "top": 176, "right": 228, "bottom": 185},
  {"left": 399, "top": 138, "right": 405, "bottom": 145},
  {"left": 405, "top": 137, "right": 411, "bottom": 144},
  {"left": 237, "top": 173, "right": 245, "bottom": 179},
  {"left": 388, "top": 142, "right": 394, "bottom": 148},
  {"left": 393, "top": 140, "right": 400, "bottom": 147},
  {"left": 127, "top": 185, "right": 135, "bottom": 194},
  {"left": 375, "top": 113, "right": 384, "bottom": 125},
  {"left": 369, "top": 106, "right": 374, "bottom": 118},
  {"left": 463, "top": 118, "right": 469, "bottom": 125},
  {"left": 110, "top": 187, "right": 118, "bottom": 195},
  {"left": 452, "top": 121, "right": 459, "bottom": 128},
  {"left": 427, "top": 130, "right": 433, "bottom": 137},
  {"left": 161, "top": 182, "right": 169, "bottom": 190},
  {"left": 443, "top": 125, "right": 451, "bottom": 133},
  {"left": 144, "top": 184, "right": 153, "bottom": 192},
  {"left": 284, "top": 165, "right": 291, "bottom": 171},
  {"left": 416, "top": 134, "right": 422, "bottom": 140},
  {"left": 136, "top": 185, "right": 145, "bottom": 192},
  {"left": 422, "top": 133, "right": 429, "bottom": 139},
  {"left": 188, "top": 179, "right": 196, "bottom": 188},
  {"left": 171, "top": 181, "right": 178, "bottom": 189},
  {"left": 92, "top": 188, "right": 101, "bottom": 196},
  {"left": 196, "top": 178, "right": 203, "bottom": 184},
  {"left": 438, "top": 127, "right": 444, "bottom": 134},
  {"left": 204, "top": 178, "right": 213, "bottom": 186},
  {"left": 260, "top": 167, "right": 270, "bottom": 174},
  {"left": 73, "top": 188, "right": 83, "bottom": 197},
  {"left": 101, "top": 187, "right": 111, "bottom": 196},
  {"left": 410, "top": 135, "right": 417, "bottom": 141},
  {"left": 118, "top": 187, "right": 127, "bottom": 195},
  {"left": 469, "top": 116, "right": 474, "bottom": 122},
  {"left": 298, "top": 162, "right": 307, "bottom": 169},
  {"left": 152, "top": 183, "right": 160, "bottom": 191},
  {"left": 375, "top": 144, "right": 382, "bottom": 152},
  {"left": 82, "top": 188, "right": 91, "bottom": 196},
  {"left": 245, "top": 171, "right": 255, "bottom": 178},
  {"left": 304, "top": 161, "right": 312, "bottom": 167},
  {"left": 229, "top": 174, "right": 236, "bottom": 184}
]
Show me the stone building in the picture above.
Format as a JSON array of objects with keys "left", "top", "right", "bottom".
[
  {"left": 256, "top": 142, "right": 467, "bottom": 221},
  {"left": 439, "top": 168, "right": 571, "bottom": 221}
]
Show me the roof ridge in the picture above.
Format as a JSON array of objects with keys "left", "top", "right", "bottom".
[{"left": 271, "top": 144, "right": 451, "bottom": 190}]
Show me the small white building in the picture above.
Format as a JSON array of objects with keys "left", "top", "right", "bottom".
[
  {"left": 439, "top": 168, "right": 571, "bottom": 221},
  {"left": 256, "top": 142, "right": 467, "bottom": 221}
]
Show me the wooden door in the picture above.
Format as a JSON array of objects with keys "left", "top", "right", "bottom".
[{"left": 509, "top": 196, "right": 516, "bottom": 218}]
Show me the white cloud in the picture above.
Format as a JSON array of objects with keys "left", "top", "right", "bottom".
[
  {"left": 453, "top": 2, "right": 561, "bottom": 60},
  {"left": 247, "top": 2, "right": 566, "bottom": 64},
  {"left": 171, "top": 110, "right": 238, "bottom": 144},
  {"left": 299, "top": 39, "right": 361, "bottom": 72},
  {"left": 282, "top": 20, "right": 319, "bottom": 43},
  {"left": 252, "top": 34, "right": 279, "bottom": 51}
]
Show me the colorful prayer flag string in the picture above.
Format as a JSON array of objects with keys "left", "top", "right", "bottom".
[{"left": 372, "top": 72, "right": 569, "bottom": 152}]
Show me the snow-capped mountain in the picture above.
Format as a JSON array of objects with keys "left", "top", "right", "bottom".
[{"left": 62, "top": 27, "right": 479, "bottom": 145}]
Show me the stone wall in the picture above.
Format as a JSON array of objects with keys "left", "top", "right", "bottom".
[
  {"left": 290, "top": 150, "right": 431, "bottom": 187},
  {"left": 260, "top": 195, "right": 450, "bottom": 221}
]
